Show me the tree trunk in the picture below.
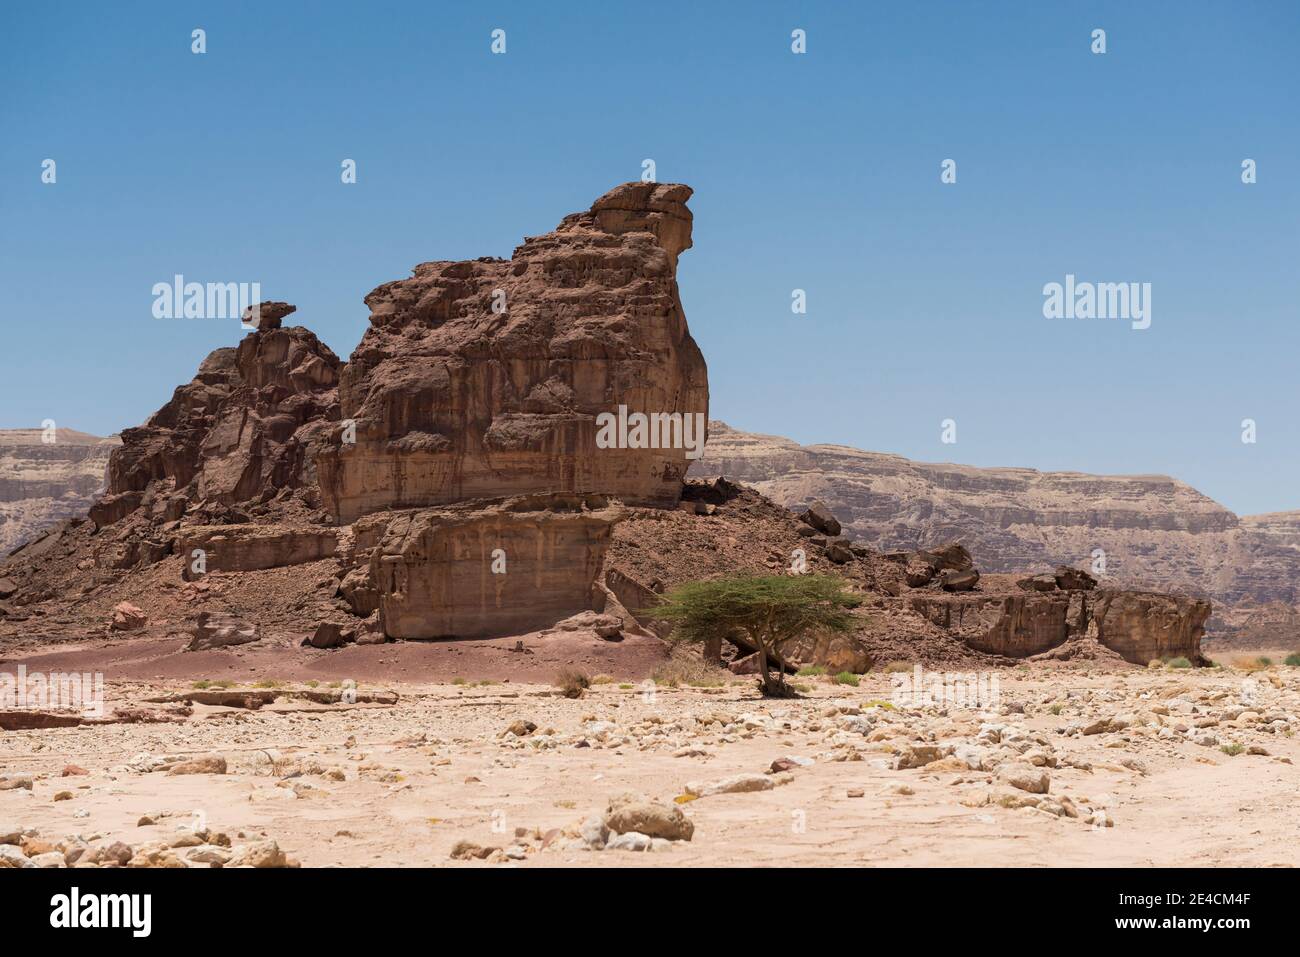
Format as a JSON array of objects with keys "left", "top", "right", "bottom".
[{"left": 755, "top": 644, "right": 776, "bottom": 695}]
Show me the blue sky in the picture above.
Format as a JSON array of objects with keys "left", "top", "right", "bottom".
[{"left": 1, "top": 1, "right": 1296, "bottom": 515}]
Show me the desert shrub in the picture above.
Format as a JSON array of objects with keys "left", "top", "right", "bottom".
[
  {"left": 882, "top": 661, "right": 912, "bottom": 674},
  {"left": 1220, "top": 743, "right": 1244, "bottom": 756},
  {"left": 654, "top": 574, "right": 861, "bottom": 697},
  {"left": 1166, "top": 657, "right": 1192, "bottom": 669},
  {"left": 796, "top": 665, "right": 827, "bottom": 677},
  {"left": 832, "top": 671, "right": 860, "bottom": 686},
  {"left": 1284, "top": 652, "right": 1300, "bottom": 667},
  {"left": 652, "top": 652, "right": 729, "bottom": 688},
  {"left": 591, "top": 674, "right": 615, "bottom": 685},
  {"left": 1257, "top": 656, "right": 1273, "bottom": 667},
  {"left": 555, "top": 668, "right": 591, "bottom": 699},
  {"left": 192, "top": 680, "right": 212, "bottom": 689}
]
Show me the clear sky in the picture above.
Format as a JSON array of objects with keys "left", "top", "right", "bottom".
[{"left": 1, "top": 1, "right": 1296, "bottom": 515}]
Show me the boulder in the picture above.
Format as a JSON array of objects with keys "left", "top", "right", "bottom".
[
  {"left": 799, "top": 500, "right": 841, "bottom": 537},
  {"left": 783, "top": 630, "right": 873, "bottom": 673},
  {"left": 904, "top": 556, "right": 937, "bottom": 587},
  {"left": 185, "top": 612, "right": 259, "bottom": 651},
  {"left": 110, "top": 601, "right": 147, "bottom": 632},
  {"left": 306, "top": 621, "right": 355, "bottom": 649},
  {"left": 241, "top": 300, "right": 297, "bottom": 332},
  {"left": 603, "top": 793, "right": 694, "bottom": 841},
  {"left": 939, "top": 568, "right": 980, "bottom": 592},
  {"left": 554, "top": 610, "right": 624, "bottom": 639},
  {"left": 316, "top": 183, "right": 708, "bottom": 524},
  {"left": 824, "top": 540, "right": 854, "bottom": 564},
  {"left": 166, "top": 754, "right": 227, "bottom": 776},
  {"left": 1054, "top": 565, "right": 1098, "bottom": 591},
  {"left": 1017, "top": 573, "right": 1058, "bottom": 592},
  {"left": 919, "top": 543, "right": 973, "bottom": 571}
]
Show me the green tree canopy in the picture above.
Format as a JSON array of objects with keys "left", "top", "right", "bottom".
[{"left": 653, "top": 573, "right": 862, "bottom": 696}]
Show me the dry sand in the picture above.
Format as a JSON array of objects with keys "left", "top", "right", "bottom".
[{"left": 3, "top": 645, "right": 1297, "bottom": 868}]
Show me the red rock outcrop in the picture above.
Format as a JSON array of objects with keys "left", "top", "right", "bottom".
[
  {"left": 1090, "top": 590, "right": 1212, "bottom": 665},
  {"left": 316, "top": 182, "right": 709, "bottom": 524},
  {"left": 100, "top": 310, "right": 340, "bottom": 537},
  {"left": 365, "top": 493, "right": 624, "bottom": 639}
]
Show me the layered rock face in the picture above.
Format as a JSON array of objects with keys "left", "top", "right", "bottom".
[
  {"left": 317, "top": 182, "right": 709, "bottom": 524},
  {"left": 693, "top": 421, "right": 1290, "bottom": 644},
  {"left": 0, "top": 429, "right": 119, "bottom": 555},
  {"left": 366, "top": 494, "right": 623, "bottom": 639}
]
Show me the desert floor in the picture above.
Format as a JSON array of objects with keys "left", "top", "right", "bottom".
[{"left": 3, "top": 639, "right": 1297, "bottom": 868}]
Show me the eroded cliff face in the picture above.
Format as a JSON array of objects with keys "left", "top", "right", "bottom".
[
  {"left": 317, "top": 182, "right": 709, "bottom": 524},
  {"left": 693, "top": 421, "right": 1289, "bottom": 644},
  {"left": 0, "top": 430, "right": 119, "bottom": 555},
  {"left": 366, "top": 494, "right": 623, "bottom": 640}
]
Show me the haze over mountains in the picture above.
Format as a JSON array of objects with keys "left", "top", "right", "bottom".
[{"left": 691, "top": 422, "right": 1300, "bottom": 645}]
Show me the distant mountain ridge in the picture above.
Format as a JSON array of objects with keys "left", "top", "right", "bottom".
[
  {"left": 0, "top": 429, "right": 120, "bottom": 555},
  {"left": 691, "top": 421, "right": 1300, "bottom": 645}
]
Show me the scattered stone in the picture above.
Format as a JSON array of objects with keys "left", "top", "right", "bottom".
[
  {"left": 684, "top": 773, "right": 775, "bottom": 798},
  {"left": 110, "top": 601, "right": 147, "bottom": 631},
  {"left": 799, "top": 500, "right": 842, "bottom": 536},
  {"left": 227, "top": 840, "right": 291, "bottom": 868},
  {"left": 895, "top": 745, "right": 949, "bottom": 770},
  {"left": 166, "top": 754, "right": 228, "bottom": 776},
  {"left": 449, "top": 840, "right": 498, "bottom": 861},
  {"left": 604, "top": 793, "right": 694, "bottom": 841},
  {"left": 998, "top": 764, "right": 1051, "bottom": 794}
]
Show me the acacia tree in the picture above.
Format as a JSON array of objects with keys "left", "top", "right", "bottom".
[{"left": 653, "top": 574, "right": 862, "bottom": 697}]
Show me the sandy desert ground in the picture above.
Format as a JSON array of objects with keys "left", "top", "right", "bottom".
[{"left": 3, "top": 641, "right": 1297, "bottom": 869}]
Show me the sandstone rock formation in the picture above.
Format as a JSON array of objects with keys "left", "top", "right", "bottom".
[
  {"left": 317, "top": 182, "right": 709, "bottom": 524},
  {"left": 0, "top": 429, "right": 119, "bottom": 555},
  {"left": 1090, "top": 591, "right": 1212, "bottom": 665},
  {"left": 692, "top": 421, "right": 1292, "bottom": 645},
  {"left": 364, "top": 494, "right": 624, "bottom": 640}
]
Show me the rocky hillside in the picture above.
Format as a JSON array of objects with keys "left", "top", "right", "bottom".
[
  {"left": 0, "top": 429, "right": 119, "bottom": 555},
  {"left": 691, "top": 422, "right": 1300, "bottom": 645}
]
